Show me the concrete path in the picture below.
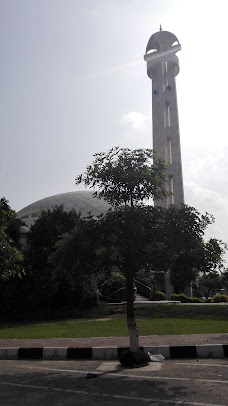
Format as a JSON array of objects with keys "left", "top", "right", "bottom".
[{"left": 0, "top": 333, "right": 228, "bottom": 348}]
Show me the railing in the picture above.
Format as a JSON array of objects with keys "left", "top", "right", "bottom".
[
  {"left": 100, "top": 280, "right": 154, "bottom": 303},
  {"left": 99, "top": 287, "right": 127, "bottom": 303},
  {"left": 134, "top": 278, "right": 153, "bottom": 299}
]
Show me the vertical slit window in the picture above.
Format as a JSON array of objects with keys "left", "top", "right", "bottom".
[
  {"left": 166, "top": 137, "right": 172, "bottom": 164},
  {"left": 164, "top": 101, "right": 170, "bottom": 128},
  {"left": 162, "top": 61, "right": 168, "bottom": 90},
  {"left": 168, "top": 176, "right": 174, "bottom": 205}
]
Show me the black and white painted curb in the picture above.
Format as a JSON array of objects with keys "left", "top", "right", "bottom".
[{"left": 0, "top": 345, "right": 228, "bottom": 360}]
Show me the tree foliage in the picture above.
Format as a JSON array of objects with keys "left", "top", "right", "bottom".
[
  {"left": 95, "top": 205, "right": 222, "bottom": 294},
  {"left": 27, "top": 206, "right": 82, "bottom": 311},
  {"left": 29, "top": 205, "right": 81, "bottom": 266},
  {"left": 98, "top": 272, "right": 126, "bottom": 302},
  {"left": 0, "top": 198, "right": 24, "bottom": 280},
  {"left": 196, "top": 238, "right": 227, "bottom": 274},
  {"left": 152, "top": 205, "right": 215, "bottom": 293},
  {"left": 50, "top": 216, "right": 99, "bottom": 280},
  {"left": 194, "top": 239, "right": 227, "bottom": 298},
  {"left": 49, "top": 216, "right": 100, "bottom": 307},
  {"left": 76, "top": 147, "right": 168, "bottom": 206},
  {"left": 196, "top": 271, "right": 224, "bottom": 298}
]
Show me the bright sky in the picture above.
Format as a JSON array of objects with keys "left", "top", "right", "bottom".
[{"left": 1, "top": 0, "right": 228, "bottom": 262}]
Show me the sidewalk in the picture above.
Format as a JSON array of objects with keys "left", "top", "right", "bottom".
[
  {"left": 1, "top": 333, "right": 228, "bottom": 348},
  {"left": 1, "top": 334, "right": 228, "bottom": 360}
]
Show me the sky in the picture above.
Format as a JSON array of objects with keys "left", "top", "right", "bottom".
[{"left": 1, "top": 0, "right": 228, "bottom": 263}]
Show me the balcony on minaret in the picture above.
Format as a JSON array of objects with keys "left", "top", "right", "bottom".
[{"left": 144, "top": 43, "right": 181, "bottom": 63}]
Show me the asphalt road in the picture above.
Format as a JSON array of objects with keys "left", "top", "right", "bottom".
[{"left": 0, "top": 359, "right": 228, "bottom": 405}]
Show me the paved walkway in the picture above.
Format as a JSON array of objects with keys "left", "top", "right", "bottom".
[{"left": 1, "top": 334, "right": 228, "bottom": 348}]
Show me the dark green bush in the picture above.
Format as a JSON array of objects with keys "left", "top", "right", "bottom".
[
  {"left": 205, "top": 298, "right": 212, "bottom": 303},
  {"left": 170, "top": 293, "right": 191, "bottom": 303},
  {"left": 151, "top": 291, "right": 166, "bottom": 301},
  {"left": 119, "top": 349, "right": 150, "bottom": 368},
  {"left": 99, "top": 272, "right": 126, "bottom": 301},
  {"left": 170, "top": 293, "right": 179, "bottom": 301},
  {"left": 213, "top": 294, "right": 228, "bottom": 303},
  {"left": 190, "top": 297, "right": 204, "bottom": 303}
]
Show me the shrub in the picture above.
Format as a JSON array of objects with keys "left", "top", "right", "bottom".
[
  {"left": 205, "top": 298, "right": 212, "bottom": 303},
  {"left": 190, "top": 297, "right": 204, "bottom": 303},
  {"left": 151, "top": 291, "right": 166, "bottom": 301},
  {"left": 170, "top": 293, "right": 191, "bottom": 303},
  {"left": 170, "top": 293, "right": 179, "bottom": 301},
  {"left": 99, "top": 272, "right": 126, "bottom": 301},
  {"left": 213, "top": 294, "right": 228, "bottom": 303},
  {"left": 119, "top": 349, "right": 150, "bottom": 368}
]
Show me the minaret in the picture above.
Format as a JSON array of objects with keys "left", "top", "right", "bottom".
[{"left": 144, "top": 28, "right": 184, "bottom": 208}]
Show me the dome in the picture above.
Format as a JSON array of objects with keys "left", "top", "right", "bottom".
[
  {"left": 146, "top": 30, "right": 179, "bottom": 54},
  {"left": 17, "top": 191, "right": 111, "bottom": 228}
]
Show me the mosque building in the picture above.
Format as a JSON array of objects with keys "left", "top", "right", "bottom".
[{"left": 17, "top": 28, "right": 188, "bottom": 297}]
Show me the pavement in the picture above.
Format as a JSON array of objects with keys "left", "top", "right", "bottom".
[
  {"left": 2, "top": 359, "right": 228, "bottom": 405},
  {"left": 1, "top": 334, "right": 228, "bottom": 360}
]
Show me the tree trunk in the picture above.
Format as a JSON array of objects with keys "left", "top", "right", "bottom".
[{"left": 126, "top": 272, "right": 139, "bottom": 352}]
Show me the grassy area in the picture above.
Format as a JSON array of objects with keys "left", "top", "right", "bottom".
[
  {"left": 4, "top": 303, "right": 228, "bottom": 323},
  {"left": 1, "top": 304, "right": 228, "bottom": 339},
  {"left": 135, "top": 304, "right": 228, "bottom": 320},
  {"left": 0, "top": 316, "right": 228, "bottom": 339}
]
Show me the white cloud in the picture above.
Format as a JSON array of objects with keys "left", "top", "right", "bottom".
[
  {"left": 183, "top": 147, "right": 228, "bottom": 264},
  {"left": 184, "top": 181, "right": 228, "bottom": 264},
  {"left": 184, "top": 148, "right": 228, "bottom": 198},
  {"left": 120, "top": 112, "right": 150, "bottom": 131},
  {"left": 184, "top": 182, "right": 228, "bottom": 213}
]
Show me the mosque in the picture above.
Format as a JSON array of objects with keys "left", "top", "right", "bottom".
[{"left": 17, "top": 27, "right": 187, "bottom": 296}]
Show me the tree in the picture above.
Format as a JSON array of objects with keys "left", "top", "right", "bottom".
[
  {"left": 154, "top": 206, "right": 215, "bottom": 293},
  {"left": 76, "top": 147, "right": 168, "bottom": 352},
  {"left": 0, "top": 198, "right": 24, "bottom": 280},
  {"left": 0, "top": 198, "right": 25, "bottom": 314},
  {"left": 0, "top": 230, "right": 24, "bottom": 281},
  {"left": 51, "top": 147, "right": 228, "bottom": 354},
  {"left": 27, "top": 205, "right": 81, "bottom": 318},
  {"left": 50, "top": 216, "right": 100, "bottom": 308},
  {"left": 196, "top": 271, "right": 224, "bottom": 298},
  {"left": 221, "top": 269, "right": 228, "bottom": 295},
  {"left": 196, "top": 238, "right": 227, "bottom": 275},
  {"left": 194, "top": 238, "right": 227, "bottom": 298},
  {"left": 76, "top": 146, "right": 168, "bottom": 206},
  {"left": 142, "top": 206, "right": 226, "bottom": 294},
  {"left": 29, "top": 205, "right": 81, "bottom": 265},
  {"left": 95, "top": 205, "right": 224, "bottom": 301}
]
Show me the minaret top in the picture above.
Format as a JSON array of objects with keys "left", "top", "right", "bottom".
[
  {"left": 145, "top": 30, "right": 179, "bottom": 54},
  {"left": 144, "top": 29, "right": 181, "bottom": 77}
]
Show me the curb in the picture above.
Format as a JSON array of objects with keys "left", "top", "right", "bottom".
[{"left": 0, "top": 344, "right": 228, "bottom": 360}]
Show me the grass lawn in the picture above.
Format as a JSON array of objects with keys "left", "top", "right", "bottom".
[{"left": 0, "top": 316, "right": 228, "bottom": 339}]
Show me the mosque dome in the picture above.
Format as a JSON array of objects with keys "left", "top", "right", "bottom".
[{"left": 17, "top": 191, "right": 111, "bottom": 228}]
